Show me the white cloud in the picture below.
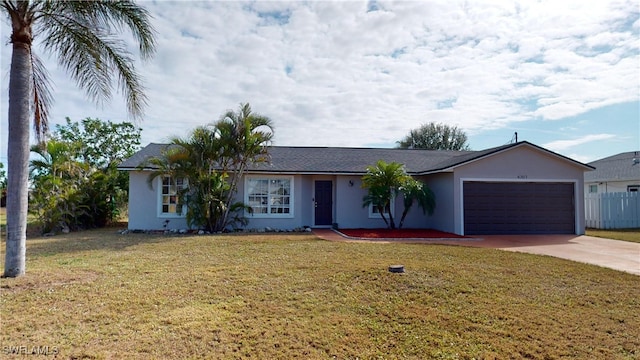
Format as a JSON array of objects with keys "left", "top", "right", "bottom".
[
  {"left": 1, "top": 0, "right": 638, "bottom": 161},
  {"left": 543, "top": 134, "right": 617, "bottom": 151}
]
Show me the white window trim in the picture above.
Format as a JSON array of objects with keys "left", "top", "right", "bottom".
[
  {"left": 157, "top": 176, "right": 187, "bottom": 218},
  {"left": 368, "top": 196, "right": 396, "bottom": 219},
  {"left": 244, "top": 175, "right": 295, "bottom": 218}
]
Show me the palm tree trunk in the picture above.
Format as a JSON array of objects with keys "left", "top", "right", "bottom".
[
  {"left": 4, "top": 42, "right": 32, "bottom": 277},
  {"left": 219, "top": 161, "right": 244, "bottom": 231},
  {"left": 388, "top": 213, "right": 396, "bottom": 229}
]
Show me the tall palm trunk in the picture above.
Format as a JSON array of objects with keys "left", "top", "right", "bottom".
[
  {"left": 218, "top": 162, "right": 244, "bottom": 231},
  {"left": 5, "top": 41, "right": 32, "bottom": 277}
]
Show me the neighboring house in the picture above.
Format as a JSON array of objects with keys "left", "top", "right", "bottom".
[
  {"left": 118, "top": 141, "right": 593, "bottom": 236},
  {"left": 584, "top": 151, "right": 640, "bottom": 194}
]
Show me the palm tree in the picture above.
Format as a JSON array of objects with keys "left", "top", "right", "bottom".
[
  {"left": 29, "top": 140, "right": 88, "bottom": 233},
  {"left": 145, "top": 104, "right": 274, "bottom": 232},
  {"left": 2, "top": 1, "right": 156, "bottom": 277},
  {"left": 213, "top": 103, "right": 274, "bottom": 230},
  {"left": 146, "top": 128, "right": 231, "bottom": 232},
  {"left": 29, "top": 140, "right": 80, "bottom": 180},
  {"left": 397, "top": 177, "right": 436, "bottom": 229},
  {"left": 361, "top": 160, "right": 410, "bottom": 229}
]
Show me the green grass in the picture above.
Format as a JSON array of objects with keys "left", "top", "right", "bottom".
[
  {"left": 586, "top": 228, "right": 640, "bottom": 243},
  {"left": 1, "top": 229, "right": 638, "bottom": 359}
]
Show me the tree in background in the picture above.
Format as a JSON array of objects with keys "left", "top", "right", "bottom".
[
  {"left": 396, "top": 122, "right": 470, "bottom": 150},
  {"left": 146, "top": 103, "right": 274, "bottom": 232},
  {"left": 0, "top": 163, "right": 6, "bottom": 207},
  {"left": 362, "top": 160, "right": 436, "bottom": 229},
  {"left": 55, "top": 117, "right": 142, "bottom": 170},
  {"left": 29, "top": 140, "right": 87, "bottom": 233},
  {"left": 29, "top": 118, "right": 142, "bottom": 233},
  {"left": 2, "top": 1, "right": 156, "bottom": 277},
  {"left": 55, "top": 117, "right": 141, "bottom": 226}
]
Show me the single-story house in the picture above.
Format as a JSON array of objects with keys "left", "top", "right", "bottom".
[
  {"left": 584, "top": 151, "right": 640, "bottom": 194},
  {"left": 118, "top": 141, "right": 593, "bottom": 236}
]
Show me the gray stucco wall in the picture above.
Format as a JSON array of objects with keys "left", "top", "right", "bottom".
[
  {"left": 333, "top": 174, "right": 443, "bottom": 229},
  {"left": 334, "top": 175, "right": 393, "bottom": 229},
  {"left": 419, "top": 172, "right": 455, "bottom": 233},
  {"left": 127, "top": 171, "right": 189, "bottom": 230},
  {"left": 126, "top": 170, "right": 455, "bottom": 231},
  {"left": 451, "top": 146, "right": 587, "bottom": 235}
]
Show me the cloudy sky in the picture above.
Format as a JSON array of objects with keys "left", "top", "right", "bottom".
[{"left": 1, "top": 0, "right": 639, "bottom": 164}]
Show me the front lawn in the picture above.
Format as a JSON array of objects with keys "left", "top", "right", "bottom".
[
  {"left": 586, "top": 228, "right": 640, "bottom": 243},
  {"left": 1, "top": 229, "right": 638, "bottom": 359}
]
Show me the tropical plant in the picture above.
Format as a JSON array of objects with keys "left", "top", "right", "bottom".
[
  {"left": 0, "top": 162, "right": 7, "bottom": 207},
  {"left": 397, "top": 177, "right": 436, "bottom": 229},
  {"left": 145, "top": 104, "right": 274, "bottom": 232},
  {"left": 362, "top": 160, "right": 436, "bottom": 229},
  {"left": 397, "top": 122, "right": 470, "bottom": 150},
  {"left": 28, "top": 119, "right": 141, "bottom": 233},
  {"left": 213, "top": 103, "right": 274, "bottom": 229},
  {"left": 29, "top": 140, "right": 81, "bottom": 180},
  {"left": 54, "top": 117, "right": 141, "bottom": 225},
  {"left": 2, "top": 0, "right": 156, "bottom": 277},
  {"left": 29, "top": 140, "right": 88, "bottom": 233},
  {"left": 361, "top": 160, "right": 410, "bottom": 229},
  {"left": 362, "top": 186, "right": 394, "bottom": 228},
  {"left": 145, "top": 133, "right": 233, "bottom": 232},
  {"left": 0, "top": 162, "right": 6, "bottom": 190}
]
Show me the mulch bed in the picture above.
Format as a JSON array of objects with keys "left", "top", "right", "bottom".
[{"left": 338, "top": 228, "right": 466, "bottom": 239}]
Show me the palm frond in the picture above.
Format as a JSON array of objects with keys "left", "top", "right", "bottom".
[
  {"left": 36, "top": 0, "right": 155, "bottom": 120},
  {"left": 30, "top": 53, "right": 53, "bottom": 143},
  {"left": 62, "top": 0, "right": 156, "bottom": 59}
]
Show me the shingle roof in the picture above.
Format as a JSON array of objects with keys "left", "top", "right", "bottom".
[
  {"left": 118, "top": 143, "right": 169, "bottom": 169},
  {"left": 118, "top": 141, "right": 593, "bottom": 175},
  {"left": 585, "top": 151, "right": 640, "bottom": 182},
  {"left": 248, "top": 147, "right": 471, "bottom": 174}
]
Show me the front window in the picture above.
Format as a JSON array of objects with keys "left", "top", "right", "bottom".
[
  {"left": 245, "top": 176, "right": 294, "bottom": 217},
  {"left": 368, "top": 197, "right": 395, "bottom": 218},
  {"left": 159, "top": 176, "right": 187, "bottom": 217}
]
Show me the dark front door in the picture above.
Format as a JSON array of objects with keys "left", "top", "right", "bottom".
[{"left": 314, "top": 180, "right": 333, "bottom": 226}]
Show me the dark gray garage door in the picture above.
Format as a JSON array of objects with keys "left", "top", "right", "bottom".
[{"left": 463, "top": 182, "right": 575, "bottom": 235}]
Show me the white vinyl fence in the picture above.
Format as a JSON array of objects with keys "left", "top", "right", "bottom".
[{"left": 585, "top": 192, "right": 640, "bottom": 229}]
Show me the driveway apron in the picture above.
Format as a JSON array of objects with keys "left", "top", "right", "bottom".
[{"left": 480, "top": 235, "right": 640, "bottom": 276}]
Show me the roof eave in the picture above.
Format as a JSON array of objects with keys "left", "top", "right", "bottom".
[{"left": 438, "top": 141, "right": 594, "bottom": 172}]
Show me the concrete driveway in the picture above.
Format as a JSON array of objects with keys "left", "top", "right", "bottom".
[{"left": 474, "top": 235, "right": 640, "bottom": 276}]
